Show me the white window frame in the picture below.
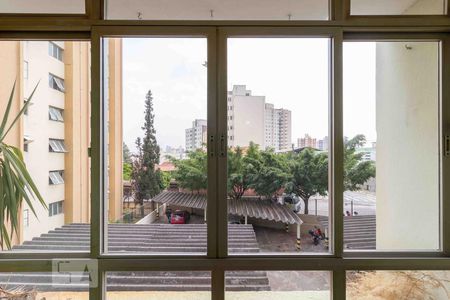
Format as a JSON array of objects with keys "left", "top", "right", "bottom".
[
  {"left": 49, "top": 200, "right": 64, "bottom": 216},
  {"left": 49, "top": 73, "right": 65, "bottom": 92},
  {"left": 49, "top": 42, "right": 64, "bottom": 61},
  {"left": 23, "top": 209, "right": 30, "bottom": 227},
  {"left": 49, "top": 106, "right": 64, "bottom": 121},
  {"left": 49, "top": 170, "right": 64, "bottom": 185},
  {"left": 49, "top": 139, "right": 67, "bottom": 153}
]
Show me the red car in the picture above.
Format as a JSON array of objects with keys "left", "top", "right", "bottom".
[{"left": 170, "top": 210, "right": 191, "bottom": 224}]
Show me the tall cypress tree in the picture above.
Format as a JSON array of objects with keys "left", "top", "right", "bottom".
[{"left": 133, "top": 90, "right": 161, "bottom": 204}]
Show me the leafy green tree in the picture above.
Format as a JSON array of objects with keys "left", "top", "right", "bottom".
[
  {"left": 123, "top": 142, "right": 132, "bottom": 164},
  {"left": 159, "top": 170, "right": 172, "bottom": 190},
  {"left": 227, "top": 146, "right": 251, "bottom": 200},
  {"left": 131, "top": 90, "right": 161, "bottom": 204},
  {"left": 285, "top": 148, "right": 328, "bottom": 215},
  {"left": 123, "top": 162, "right": 132, "bottom": 181},
  {"left": 245, "top": 143, "right": 290, "bottom": 199},
  {"left": 285, "top": 134, "right": 375, "bottom": 215},
  {"left": 171, "top": 150, "right": 207, "bottom": 193},
  {"left": 344, "top": 134, "right": 376, "bottom": 190}
]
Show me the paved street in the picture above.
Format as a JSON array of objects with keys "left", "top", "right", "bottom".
[{"left": 305, "top": 191, "right": 376, "bottom": 216}]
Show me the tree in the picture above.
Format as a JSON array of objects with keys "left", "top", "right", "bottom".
[
  {"left": 245, "top": 143, "right": 290, "bottom": 199},
  {"left": 285, "top": 148, "right": 328, "bottom": 215},
  {"left": 171, "top": 150, "right": 207, "bottom": 193},
  {"left": 285, "top": 134, "right": 375, "bottom": 215},
  {"left": 131, "top": 90, "right": 161, "bottom": 204},
  {"left": 227, "top": 146, "right": 250, "bottom": 200},
  {"left": 344, "top": 134, "right": 376, "bottom": 191},
  {"left": 123, "top": 142, "right": 132, "bottom": 164},
  {"left": 123, "top": 162, "right": 132, "bottom": 181},
  {"left": 122, "top": 142, "right": 132, "bottom": 181}
]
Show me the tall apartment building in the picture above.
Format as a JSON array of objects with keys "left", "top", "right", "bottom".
[
  {"left": 227, "top": 85, "right": 291, "bottom": 151},
  {"left": 297, "top": 134, "right": 317, "bottom": 149},
  {"left": 0, "top": 40, "right": 123, "bottom": 245},
  {"left": 317, "top": 136, "right": 329, "bottom": 151},
  {"left": 185, "top": 119, "right": 207, "bottom": 152}
]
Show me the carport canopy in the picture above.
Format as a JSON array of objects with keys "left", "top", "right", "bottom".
[{"left": 152, "top": 191, "right": 303, "bottom": 225}]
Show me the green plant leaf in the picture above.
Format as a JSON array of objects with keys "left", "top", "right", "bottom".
[
  {"left": 0, "top": 81, "right": 39, "bottom": 142},
  {"left": 0, "top": 82, "right": 46, "bottom": 249},
  {"left": 0, "top": 80, "right": 16, "bottom": 141}
]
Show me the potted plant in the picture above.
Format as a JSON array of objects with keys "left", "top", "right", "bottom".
[{"left": 0, "top": 81, "right": 46, "bottom": 250}]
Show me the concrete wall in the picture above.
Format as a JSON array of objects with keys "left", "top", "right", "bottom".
[
  {"left": 23, "top": 41, "right": 66, "bottom": 242},
  {"left": 108, "top": 38, "right": 124, "bottom": 222},
  {"left": 0, "top": 41, "right": 24, "bottom": 246},
  {"left": 64, "top": 41, "right": 91, "bottom": 224},
  {"left": 376, "top": 41, "right": 439, "bottom": 250}
]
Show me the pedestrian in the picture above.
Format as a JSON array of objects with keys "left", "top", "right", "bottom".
[{"left": 166, "top": 207, "right": 172, "bottom": 223}]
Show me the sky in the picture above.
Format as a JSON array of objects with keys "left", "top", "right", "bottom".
[{"left": 121, "top": 38, "right": 377, "bottom": 153}]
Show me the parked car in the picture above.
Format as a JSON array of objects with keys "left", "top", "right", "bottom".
[
  {"left": 282, "top": 194, "right": 302, "bottom": 213},
  {"left": 228, "top": 215, "right": 241, "bottom": 224},
  {"left": 170, "top": 210, "right": 190, "bottom": 224}
]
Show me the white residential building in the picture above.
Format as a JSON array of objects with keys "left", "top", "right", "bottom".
[
  {"left": 185, "top": 119, "right": 207, "bottom": 152},
  {"left": 228, "top": 85, "right": 291, "bottom": 151}
]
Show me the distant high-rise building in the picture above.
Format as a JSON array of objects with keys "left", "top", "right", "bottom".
[
  {"left": 160, "top": 145, "right": 186, "bottom": 162},
  {"left": 317, "top": 136, "right": 329, "bottom": 151},
  {"left": 297, "top": 134, "right": 317, "bottom": 149},
  {"left": 228, "top": 85, "right": 291, "bottom": 151},
  {"left": 185, "top": 119, "right": 207, "bottom": 152}
]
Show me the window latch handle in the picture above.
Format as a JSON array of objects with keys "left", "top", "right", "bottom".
[
  {"left": 220, "top": 134, "right": 226, "bottom": 157},
  {"left": 209, "top": 135, "right": 215, "bottom": 157}
]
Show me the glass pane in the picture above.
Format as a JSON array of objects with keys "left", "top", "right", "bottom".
[
  {"left": 106, "top": 0, "right": 329, "bottom": 20},
  {"left": 103, "top": 37, "right": 208, "bottom": 254},
  {"left": 343, "top": 41, "right": 440, "bottom": 251},
  {"left": 0, "top": 40, "right": 91, "bottom": 253},
  {"left": 351, "top": 0, "right": 446, "bottom": 15},
  {"left": 225, "top": 271, "right": 331, "bottom": 299},
  {"left": 0, "top": 272, "right": 89, "bottom": 299},
  {"left": 0, "top": 0, "right": 85, "bottom": 14},
  {"left": 347, "top": 271, "right": 450, "bottom": 299},
  {"left": 106, "top": 271, "right": 211, "bottom": 299},
  {"left": 227, "top": 38, "right": 331, "bottom": 255}
]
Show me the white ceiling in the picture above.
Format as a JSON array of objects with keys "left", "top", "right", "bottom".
[
  {"left": 0, "top": 0, "right": 85, "bottom": 14},
  {"left": 351, "top": 0, "right": 445, "bottom": 15},
  {"left": 106, "top": 0, "right": 329, "bottom": 20},
  {"left": 0, "top": 0, "right": 443, "bottom": 18}
]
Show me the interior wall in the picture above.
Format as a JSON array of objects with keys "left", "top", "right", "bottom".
[{"left": 376, "top": 41, "right": 440, "bottom": 250}]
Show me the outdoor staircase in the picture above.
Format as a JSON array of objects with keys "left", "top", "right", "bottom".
[
  {"left": 4, "top": 223, "right": 270, "bottom": 292},
  {"left": 0, "top": 271, "right": 270, "bottom": 292},
  {"left": 318, "top": 215, "right": 376, "bottom": 249},
  {"left": 12, "top": 223, "right": 259, "bottom": 253}
]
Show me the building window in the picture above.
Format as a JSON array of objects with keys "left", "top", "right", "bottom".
[
  {"left": 24, "top": 99, "right": 29, "bottom": 115},
  {"left": 49, "top": 170, "right": 64, "bottom": 185},
  {"left": 23, "top": 135, "right": 33, "bottom": 152},
  {"left": 49, "top": 106, "right": 64, "bottom": 121},
  {"left": 48, "top": 42, "right": 64, "bottom": 61},
  {"left": 23, "top": 209, "right": 29, "bottom": 227},
  {"left": 48, "top": 73, "right": 65, "bottom": 92},
  {"left": 49, "top": 200, "right": 64, "bottom": 217},
  {"left": 23, "top": 60, "right": 28, "bottom": 79},
  {"left": 49, "top": 139, "right": 67, "bottom": 153}
]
